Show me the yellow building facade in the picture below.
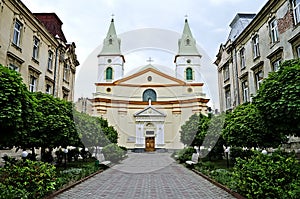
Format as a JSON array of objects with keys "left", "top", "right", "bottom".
[
  {"left": 0, "top": 0, "right": 79, "bottom": 101},
  {"left": 93, "top": 19, "right": 209, "bottom": 151}
]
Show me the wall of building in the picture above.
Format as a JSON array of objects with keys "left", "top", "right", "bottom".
[
  {"left": 215, "top": 0, "right": 300, "bottom": 112},
  {"left": 0, "top": 0, "right": 79, "bottom": 101}
]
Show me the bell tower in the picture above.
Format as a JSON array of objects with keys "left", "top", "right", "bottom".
[
  {"left": 174, "top": 18, "right": 201, "bottom": 82},
  {"left": 97, "top": 17, "right": 125, "bottom": 83}
]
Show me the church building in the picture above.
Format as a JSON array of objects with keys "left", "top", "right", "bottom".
[{"left": 92, "top": 18, "right": 209, "bottom": 151}]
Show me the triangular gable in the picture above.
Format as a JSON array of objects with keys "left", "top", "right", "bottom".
[
  {"left": 114, "top": 65, "right": 187, "bottom": 86},
  {"left": 134, "top": 106, "right": 166, "bottom": 117}
]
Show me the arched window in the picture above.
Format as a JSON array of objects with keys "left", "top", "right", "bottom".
[
  {"left": 186, "top": 67, "right": 193, "bottom": 80},
  {"left": 106, "top": 67, "right": 113, "bottom": 80},
  {"left": 109, "top": 38, "right": 113, "bottom": 45},
  {"left": 186, "top": 39, "right": 190, "bottom": 46},
  {"left": 143, "top": 89, "right": 157, "bottom": 102}
]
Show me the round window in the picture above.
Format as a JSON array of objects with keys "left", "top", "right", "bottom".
[
  {"left": 106, "top": 87, "right": 111, "bottom": 92},
  {"left": 107, "top": 59, "right": 112, "bottom": 63},
  {"left": 147, "top": 76, "right": 152, "bottom": 82},
  {"left": 187, "top": 88, "right": 193, "bottom": 93},
  {"left": 186, "top": 59, "right": 191, "bottom": 64}
]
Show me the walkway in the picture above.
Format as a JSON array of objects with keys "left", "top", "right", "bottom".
[{"left": 54, "top": 153, "right": 236, "bottom": 199}]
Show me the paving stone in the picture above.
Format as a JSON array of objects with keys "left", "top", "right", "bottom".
[{"left": 54, "top": 153, "right": 236, "bottom": 199}]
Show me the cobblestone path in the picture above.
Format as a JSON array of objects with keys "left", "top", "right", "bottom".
[{"left": 54, "top": 153, "right": 236, "bottom": 199}]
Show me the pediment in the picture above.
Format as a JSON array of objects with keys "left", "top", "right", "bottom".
[
  {"left": 134, "top": 106, "right": 166, "bottom": 117},
  {"left": 114, "top": 65, "right": 187, "bottom": 86}
]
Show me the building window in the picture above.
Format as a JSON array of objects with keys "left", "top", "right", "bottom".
[
  {"left": 63, "top": 63, "right": 70, "bottom": 81},
  {"left": 143, "top": 89, "right": 157, "bottom": 102},
  {"left": 63, "top": 92, "right": 69, "bottom": 100},
  {"left": 272, "top": 59, "right": 281, "bottom": 72},
  {"left": 47, "top": 51, "right": 53, "bottom": 71},
  {"left": 105, "top": 67, "right": 113, "bottom": 80},
  {"left": 225, "top": 87, "right": 231, "bottom": 109},
  {"left": 252, "top": 35, "right": 260, "bottom": 59},
  {"left": 186, "top": 39, "right": 190, "bottom": 46},
  {"left": 186, "top": 67, "right": 193, "bottom": 80},
  {"left": 29, "top": 75, "right": 37, "bottom": 92},
  {"left": 45, "top": 84, "right": 52, "bottom": 94},
  {"left": 240, "top": 48, "right": 246, "bottom": 69},
  {"left": 223, "top": 63, "right": 230, "bottom": 81},
  {"left": 241, "top": 80, "right": 249, "bottom": 103},
  {"left": 292, "top": 0, "right": 300, "bottom": 24},
  {"left": 255, "top": 70, "right": 263, "bottom": 91},
  {"left": 13, "top": 20, "right": 22, "bottom": 46},
  {"left": 269, "top": 18, "right": 279, "bottom": 43},
  {"left": 9, "top": 63, "right": 19, "bottom": 72},
  {"left": 297, "top": 45, "right": 300, "bottom": 58},
  {"left": 32, "top": 37, "right": 40, "bottom": 59},
  {"left": 109, "top": 38, "right": 113, "bottom": 45}
]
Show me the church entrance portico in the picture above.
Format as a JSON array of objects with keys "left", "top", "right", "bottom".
[{"left": 134, "top": 106, "right": 166, "bottom": 152}]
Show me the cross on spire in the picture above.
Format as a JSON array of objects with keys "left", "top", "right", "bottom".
[
  {"left": 111, "top": 14, "right": 115, "bottom": 22},
  {"left": 146, "top": 57, "right": 154, "bottom": 64},
  {"left": 184, "top": 14, "right": 188, "bottom": 22}
]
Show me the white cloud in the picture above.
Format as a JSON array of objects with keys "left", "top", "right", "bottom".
[{"left": 207, "top": 0, "right": 243, "bottom": 5}]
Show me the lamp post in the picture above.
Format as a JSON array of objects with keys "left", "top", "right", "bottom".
[
  {"left": 225, "top": 147, "right": 230, "bottom": 168},
  {"left": 64, "top": 148, "right": 68, "bottom": 169}
]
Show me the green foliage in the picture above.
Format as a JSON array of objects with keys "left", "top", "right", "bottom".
[
  {"left": 33, "top": 92, "right": 81, "bottom": 149},
  {"left": 232, "top": 150, "right": 300, "bottom": 198},
  {"left": 194, "top": 160, "right": 235, "bottom": 188},
  {"left": 209, "top": 169, "right": 234, "bottom": 187},
  {"left": 201, "top": 114, "right": 226, "bottom": 160},
  {"left": 223, "top": 103, "right": 284, "bottom": 148},
  {"left": 74, "top": 111, "right": 118, "bottom": 148},
  {"left": 102, "top": 143, "right": 126, "bottom": 163},
  {"left": 180, "top": 113, "right": 210, "bottom": 147},
  {"left": 176, "top": 147, "right": 195, "bottom": 163},
  {"left": 0, "top": 159, "right": 57, "bottom": 199},
  {"left": 254, "top": 59, "right": 300, "bottom": 137},
  {"left": 229, "top": 147, "right": 254, "bottom": 165},
  {"left": 0, "top": 65, "right": 36, "bottom": 147}
]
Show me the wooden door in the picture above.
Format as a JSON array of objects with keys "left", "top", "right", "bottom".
[{"left": 145, "top": 137, "right": 155, "bottom": 152}]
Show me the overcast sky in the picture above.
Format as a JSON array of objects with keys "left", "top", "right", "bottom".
[{"left": 22, "top": 0, "right": 267, "bottom": 107}]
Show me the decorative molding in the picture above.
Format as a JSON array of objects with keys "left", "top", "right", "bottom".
[{"left": 7, "top": 51, "right": 24, "bottom": 63}]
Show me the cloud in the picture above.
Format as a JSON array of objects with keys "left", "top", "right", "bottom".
[{"left": 208, "top": 0, "right": 243, "bottom": 5}]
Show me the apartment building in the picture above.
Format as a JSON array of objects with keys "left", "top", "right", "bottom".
[
  {"left": 0, "top": 0, "right": 79, "bottom": 101},
  {"left": 215, "top": 0, "right": 300, "bottom": 112}
]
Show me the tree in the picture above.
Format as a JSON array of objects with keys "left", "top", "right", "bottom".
[
  {"left": 180, "top": 113, "right": 210, "bottom": 147},
  {"left": 74, "top": 111, "right": 110, "bottom": 148},
  {"left": 222, "top": 103, "right": 285, "bottom": 148},
  {"left": 0, "top": 65, "right": 37, "bottom": 148},
  {"left": 32, "top": 92, "right": 81, "bottom": 149},
  {"left": 253, "top": 59, "right": 300, "bottom": 137},
  {"left": 201, "top": 114, "right": 226, "bottom": 159}
]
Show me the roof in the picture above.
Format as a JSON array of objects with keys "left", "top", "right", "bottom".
[
  {"left": 177, "top": 19, "right": 200, "bottom": 56},
  {"left": 227, "top": 13, "right": 256, "bottom": 41},
  {"left": 33, "top": 13, "right": 67, "bottom": 42},
  {"left": 99, "top": 18, "right": 122, "bottom": 55}
]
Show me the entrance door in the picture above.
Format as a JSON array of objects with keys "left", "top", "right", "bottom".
[{"left": 145, "top": 137, "right": 155, "bottom": 152}]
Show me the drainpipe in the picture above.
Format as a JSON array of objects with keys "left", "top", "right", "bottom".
[
  {"left": 53, "top": 35, "right": 63, "bottom": 97},
  {"left": 233, "top": 47, "right": 241, "bottom": 106}
]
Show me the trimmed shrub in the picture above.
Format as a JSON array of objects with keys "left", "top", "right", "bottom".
[
  {"left": 102, "top": 143, "right": 125, "bottom": 163},
  {"left": 232, "top": 150, "right": 300, "bottom": 198},
  {"left": 177, "top": 147, "right": 195, "bottom": 163},
  {"left": 230, "top": 147, "right": 254, "bottom": 165},
  {"left": 0, "top": 159, "right": 57, "bottom": 199}
]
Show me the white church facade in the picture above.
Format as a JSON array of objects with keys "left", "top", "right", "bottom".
[{"left": 92, "top": 18, "right": 209, "bottom": 151}]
